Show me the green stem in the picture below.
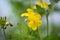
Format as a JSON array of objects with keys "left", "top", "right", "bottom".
[
  {"left": 37, "top": 28, "right": 41, "bottom": 40},
  {"left": 30, "top": 0, "right": 32, "bottom": 8},
  {"left": 3, "top": 29, "right": 6, "bottom": 40},
  {"left": 46, "top": 13, "right": 49, "bottom": 37}
]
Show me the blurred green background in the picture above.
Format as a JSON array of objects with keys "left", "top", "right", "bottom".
[{"left": 0, "top": 0, "right": 60, "bottom": 40}]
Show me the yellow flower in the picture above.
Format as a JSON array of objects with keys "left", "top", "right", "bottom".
[
  {"left": 21, "top": 13, "right": 28, "bottom": 17},
  {"left": 34, "top": 1, "right": 48, "bottom": 9},
  {"left": 41, "top": 2, "right": 48, "bottom": 9},
  {"left": 21, "top": 8, "right": 34, "bottom": 21},
  {"left": 21, "top": 8, "right": 34, "bottom": 17},
  {"left": 21, "top": 8, "right": 42, "bottom": 31},
  {"left": 36, "top": 2, "right": 42, "bottom": 6}
]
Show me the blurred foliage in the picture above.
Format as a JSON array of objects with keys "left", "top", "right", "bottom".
[
  {"left": 10, "top": 0, "right": 30, "bottom": 16},
  {"left": 44, "top": 25, "right": 60, "bottom": 40},
  {"left": 1, "top": 0, "right": 60, "bottom": 40}
]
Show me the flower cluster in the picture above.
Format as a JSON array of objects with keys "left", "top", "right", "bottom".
[{"left": 21, "top": 8, "right": 42, "bottom": 30}]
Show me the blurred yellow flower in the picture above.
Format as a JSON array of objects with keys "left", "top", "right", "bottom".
[
  {"left": 21, "top": 8, "right": 42, "bottom": 30},
  {"left": 36, "top": 1, "right": 42, "bottom": 7},
  {"left": 33, "top": 6, "right": 37, "bottom": 9},
  {"left": 34, "top": 1, "right": 48, "bottom": 9},
  {"left": 42, "top": 2, "right": 48, "bottom": 9}
]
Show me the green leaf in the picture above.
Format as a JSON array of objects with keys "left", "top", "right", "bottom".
[{"left": 36, "top": 5, "right": 46, "bottom": 16}]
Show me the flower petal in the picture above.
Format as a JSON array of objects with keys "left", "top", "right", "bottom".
[
  {"left": 36, "top": 2, "right": 42, "bottom": 6},
  {"left": 35, "top": 13, "right": 41, "bottom": 19},
  {"left": 31, "top": 26, "right": 37, "bottom": 31},
  {"left": 21, "top": 13, "right": 28, "bottom": 17},
  {"left": 28, "top": 21, "right": 37, "bottom": 30},
  {"left": 28, "top": 21, "right": 33, "bottom": 28},
  {"left": 36, "top": 20, "right": 42, "bottom": 27},
  {"left": 27, "top": 8, "right": 33, "bottom": 13}
]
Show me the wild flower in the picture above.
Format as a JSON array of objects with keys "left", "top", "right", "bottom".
[{"left": 21, "top": 8, "right": 42, "bottom": 30}]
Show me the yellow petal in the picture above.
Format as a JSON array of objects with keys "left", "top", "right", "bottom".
[
  {"left": 36, "top": 2, "right": 41, "bottom": 6},
  {"left": 42, "top": 2, "right": 48, "bottom": 9},
  {"left": 31, "top": 26, "right": 37, "bottom": 31},
  {"left": 36, "top": 20, "right": 42, "bottom": 27},
  {"left": 28, "top": 21, "right": 37, "bottom": 31},
  {"left": 21, "top": 13, "right": 28, "bottom": 17},
  {"left": 27, "top": 8, "right": 33, "bottom": 13},
  {"left": 40, "top": 3, "right": 43, "bottom": 8},
  {"left": 28, "top": 21, "right": 33, "bottom": 28},
  {"left": 35, "top": 13, "right": 41, "bottom": 19}
]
